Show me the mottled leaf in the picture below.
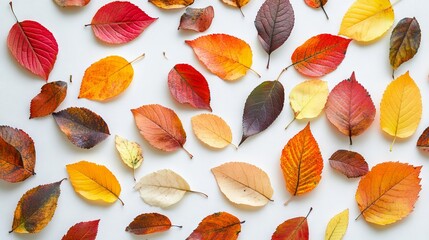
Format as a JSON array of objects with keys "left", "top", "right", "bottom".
[
  {"left": 30, "top": 81, "right": 67, "bottom": 119},
  {"left": 191, "top": 113, "right": 234, "bottom": 149},
  {"left": 178, "top": 6, "right": 214, "bottom": 32},
  {"left": 126, "top": 213, "right": 176, "bottom": 235},
  {"left": 187, "top": 212, "right": 243, "bottom": 240},
  {"left": 329, "top": 150, "right": 368, "bottom": 178},
  {"left": 62, "top": 220, "right": 100, "bottom": 240},
  {"left": 115, "top": 135, "right": 143, "bottom": 181}
]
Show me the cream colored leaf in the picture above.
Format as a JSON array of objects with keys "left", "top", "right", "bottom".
[
  {"left": 325, "top": 209, "right": 349, "bottom": 240},
  {"left": 289, "top": 79, "right": 329, "bottom": 121},
  {"left": 211, "top": 162, "right": 273, "bottom": 207},
  {"left": 191, "top": 113, "right": 234, "bottom": 149},
  {"left": 115, "top": 135, "right": 143, "bottom": 180}
]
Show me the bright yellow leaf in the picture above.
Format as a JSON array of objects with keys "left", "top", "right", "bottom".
[
  {"left": 380, "top": 71, "right": 422, "bottom": 150},
  {"left": 339, "top": 0, "right": 394, "bottom": 43},
  {"left": 115, "top": 135, "right": 143, "bottom": 181},
  {"left": 191, "top": 114, "right": 234, "bottom": 149},
  {"left": 325, "top": 209, "right": 349, "bottom": 240},
  {"left": 289, "top": 79, "right": 329, "bottom": 121}
]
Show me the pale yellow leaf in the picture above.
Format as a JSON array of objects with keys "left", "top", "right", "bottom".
[
  {"left": 289, "top": 79, "right": 329, "bottom": 120},
  {"left": 325, "top": 209, "right": 349, "bottom": 240},
  {"left": 211, "top": 162, "right": 273, "bottom": 207},
  {"left": 191, "top": 113, "right": 234, "bottom": 149},
  {"left": 115, "top": 135, "right": 143, "bottom": 180}
]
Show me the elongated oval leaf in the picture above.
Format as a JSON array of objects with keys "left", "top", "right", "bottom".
[
  {"left": 272, "top": 208, "right": 312, "bottom": 240},
  {"left": 54, "top": 0, "right": 90, "bottom": 7},
  {"left": 53, "top": 107, "right": 110, "bottom": 149},
  {"left": 87, "top": 1, "right": 157, "bottom": 44},
  {"left": 191, "top": 113, "right": 234, "bottom": 149},
  {"left": 115, "top": 135, "right": 143, "bottom": 181},
  {"left": 240, "top": 80, "right": 284, "bottom": 145},
  {"left": 126, "top": 213, "right": 173, "bottom": 235},
  {"left": 255, "top": 0, "right": 294, "bottom": 68},
  {"left": 289, "top": 79, "right": 328, "bottom": 122},
  {"left": 325, "top": 209, "right": 348, "bottom": 240},
  {"left": 178, "top": 6, "right": 214, "bottom": 32},
  {"left": 66, "top": 161, "right": 123, "bottom": 205},
  {"left": 30, "top": 81, "right": 67, "bottom": 119},
  {"left": 150, "top": 0, "right": 194, "bottom": 9},
  {"left": 356, "top": 162, "right": 421, "bottom": 225},
  {"left": 187, "top": 212, "right": 242, "bottom": 240},
  {"left": 62, "top": 220, "right": 100, "bottom": 240},
  {"left": 329, "top": 150, "right": 368, "bottom": 178}
]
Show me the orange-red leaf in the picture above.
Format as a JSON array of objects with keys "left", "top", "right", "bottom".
[
  {"left": 54, "top": 0, "right": 90, "bottom": 7},
  {"left": 30, "top": 81, "right": 67, "bottom": 119},
  {"left": 417, "top": 126, "right": 429, "bottom": 151},
  {"left": 126, "top": 213, "right": 173, "bottom": 235},
  {"left": 271, "top": 208, "right": 312, "bottom": 240},
  {"left": 62, "top": 220, "right": 100, "bottom": 240},
  {"left": 329, "top": 150, "right": 368, "bottom": 178},
  {"left": 186, "top": 212, "right": 242, "bottom": 240},
  {"left": 178, "top": 6, "right": 214, "bottom": 32},
  {"left": 149, "top": 0, "right": 194, "bottom": 9}
]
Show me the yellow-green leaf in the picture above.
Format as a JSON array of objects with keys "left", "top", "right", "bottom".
[
  {"left": 115, "top": 135, "right": 143, "bottom": 180},
  {"left": 325, "top": 209, "right": 349, "bottom": 240}
]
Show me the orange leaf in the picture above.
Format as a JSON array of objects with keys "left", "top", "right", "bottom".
[
  {"left": 280, "top": 123, "right": 323, "bottom": 200},
  {"left": 149, "top": 0, "right": 193, "bottom": 9},
  {"left": 186, "top": 212, "right": 243, "bottom": 240},
  {"left": 355, "top": 162, "right": 422, "bottom": 225},
  {"left": 271, "top": 208, "right": 312, "bottom": 240},
  {"left": 30, "top": 81, "right": 67, "bottom": 119},
  {"left": 126, "top": 213, "right": 178, "bottom": 235}
]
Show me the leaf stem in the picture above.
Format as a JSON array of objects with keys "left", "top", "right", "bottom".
[
  {"left": 240, "top": 220, "right": 246, "bottom": 224},
  {"left": 390, "top": 136, "right": 396, "bottom": 152},
  {"left": 69, "top": 75, "right": 73, "bottom": 83},
  {"left": 266, "top": 55, "right": 271, "bottom": 69},
  {"left": 163, "top": 51, "right": 168, "bottom": 60},
  {"left": 305, "top": 207, "right": 313, "bottom": 219},
  {"left": 171, "top": 225, "right": 183, "bottom": 228},
  {"left": 182, "top": 146, "right": 193, "bottom": 159},
  {"left": 230, "top": 142, "right": 239, "bottom": 150},
  {"left": 320, "top": 2, "right": 329, "bottom": 20},
  {"left": 187, "top": 189, "right": 208, "bottom": 198},
  {"left": 392, "top": 70, "right": 395, "bottom": 79},
  {"left": 249, "top": 67, "right": 261, "bottom": 78},
  {"left": 129, "top": 53, "right": 145, "bottom": 65},
  {"left": 285, "top": 117, "right": 296, "bottom": 130},
  {"left": 349, "top": 134, "right": 353, "bottom": 145},
  {"left": 9, "top": 1, "right": 19, "bottom": 23},
  {"left": 118, "top": 197, "right": 125, "bottom": 206},
  {"left": 276, "top": 64, "right": 293, "bottom": 81},
  {"left": 355, "top": 212, "right": 363, "bottom": 220},
  {"left": 238, "top": 7, "right": 245, "bottom": 17},
  {"left": 132, "top": 167, "right": 136, "bottom": 182},
  {"left": 284, "top": 196, "right": 293, "bottom": 205}
]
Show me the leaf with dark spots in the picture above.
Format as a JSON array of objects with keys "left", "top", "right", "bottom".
[{"left": 30, "top": 81, "right": 67, "bottom": 119}]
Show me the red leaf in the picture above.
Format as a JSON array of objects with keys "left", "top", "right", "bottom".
[
  {"left": 178, "top": 6, "right": 214, "bottom": 32},
  {"left": 7, "top": 3, "right": 58, "bottom": 80},
  {"left": 87, "top": 1, "right": 157, "bottom": 44},
  {"left": 125, "top": 213, "right": 174, "bottom": 235},
  {"left": 62, "top": 220, "right": 100, "bottom": 240},
  {"left": 30, "top": 81, "right": 67, "bottom": 119},
  {"left": 329, "top": 150, "right": 369, "bottom": 178},
  {"left": 168, "top": 64, "right": 211, "bottom": 111},
  {"left": 272, "top": 208, "right": 312, "bottom": 240}
]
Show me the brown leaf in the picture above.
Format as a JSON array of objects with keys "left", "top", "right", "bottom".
[
  {"left": 30, "top": 81, "right": 67, "bottom": 119},
  {"left": 417, "top": 126, "right": 429, "bottom": 151},
  {"left": 126, "top": 213, "right": 178, "bottom": 235},
  {"left": 187, "top": 212, "right": 243, "bottom": 240},
  {"left": 329, "top": 150, "right": 369, "bottom": 178},
  {"left": 178, "top": 6, "right": 214, "bottom": 32}
]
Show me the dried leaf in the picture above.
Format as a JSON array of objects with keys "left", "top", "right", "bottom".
[
  {"left": 356, "top": 162, "right": 421, "bottom": 225},
  {"left": 272, "top": 208, "right": 312, "bottom": 240},
  {"left": 186, "top": 34, "right": 255, "bottom": 81},
  {"left": 54, "top": 0, "right": 90, "bottom": 7},
  {"left": 417, "top": 126, "right": 429, "bottom": 151},
  {"left": 240, "top": 80, "right": 284, "bottom": 145},
  {"left": 10, "top": 179, "right": 65, "bottom": 233},
  {"left": 329, "top": 150, "right": 368, "bottom": 178},
  {"left": 115, "top": 135, "right": 143, "bottom": 181},
  {"left": 30, "top": 81, "right": 67, "bottom": 119},
  {"left": 339, "top": 0, "right": 394, "bottom": 42},
  {"left": 150, "top": 0, "right": 194, "bottom": 9},
  {"left": 380, "top": 71, "right": 422, "bottom": 150},
  {"left": 53, "top": 107, "right": 110, "bottom": 149},
  {"left": 62, "top": 220, "right": 100, "bottom": 240},
  {"left": 187, "top": 212, "right": 243, "bottom": 240},
  {"left": 304, "top": 0, "right": 329, "bottom": 19},
  {"left": 87, "top": 1, "right": 157, "bottom": 44},
  {"left": 325, "top": 72, "right": 375, "bottom": 144},
  {"left": 131, "top": 104, "right": 192, "bottom": 158},
  {"left": 126, "top": 213, "right": 176, "bottom": 235},
  {"left": 66, "top": 161, "right": 123, "bottom": 205},
  {"left": 325, "top": 209, "right": 348, "bottom": 240},
  {"left": 168, "top": 63, "right": 211, "bottom": 111},
  {"left": 178, "top": 6, "right": 214, "bottom": 32},
  {"left": 255, "top": 0, "right": 294, "bottom": 68},
  {"left": 0, "top": 126, "right": 35, "bottom": 183},
  {"left": 211, "top": 162, "right": 273, "bottom": 207},
  {"left": 191, "top": 113, "right": 234, "bottom": 149}
]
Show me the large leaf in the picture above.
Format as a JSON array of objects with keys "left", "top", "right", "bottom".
[
  {"left": 325, "top": 72, "right": 375, "bottom": 144},
  {"left": 325, "top": 209, "right": 348, "bottom": 240},
  {"left": 356, "top": 162, "right": 421, "bottom": 225},
  {"left": 191, "top": 113, "right": 234, "bottom": 149},
  {"left": 186, "top": 34, "right": 255, "bottom": 81},
  {"left": 271, "top": 208, "right": 312, "bottom": 240},
  {"left": 255, "top": 0, "right": 294, "bottom": 68},
  {"left": 150, "top": 0, "right": 194, "bottom": 9},
  {"left": 62, "top": 220, "right": 100, "bottom": 240},
  {"left": 339, "top": 0, "right": 394, "bottom": 42},
  {"left": 329, "top": 150, "right": 368, "bottom": 178},
  {"left": 30, "top": 81, "right": 67, "bottom": 119},
  {"left": 240, "top": 80, "right": 284, "bottom": 145},
  {"left": 10, "top": 179, "right": 65, "bottom": 233},
  {"left": 115, "top": 135, "right": 143, "bottom": 181},
  {"left": 53, "top": 107, "right": 110, "bottom": 149},
  {"left": 211, "top": 162, "right": 274, "bottom": 207},
  {"left": 54, "top": 0, "right": 90, "bottom": 7},
  {"left": 87, "top": 1, "right": 157, "bottom": 44},
  {"left": 66, "top": 161, "right": 123, "bottom": 205},
  {"left": 178, "top": 6, "right": 214, "bottom": 32},
  {"left": 380, "top": 71, "right": 422, "bottom": 150},
  {"left": 187, "top": 212, "right": 243, "bottom": 240},
  {"left": 126, "top": 213, "right": 175, "bottom": 235},
  {"left": 304, "top": 0, "right": 329, "bottom": 19}
]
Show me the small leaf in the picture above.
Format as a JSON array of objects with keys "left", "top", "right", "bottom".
[
  {"left": 339, "top": 0, "right": 394, "bottom": 42},
  {"left": 329, "top": 150, "right": 369, "bottom": 178},
  {"left": 211, "top": 162, "right": 273, "bottom": 207},
  {"left": 191, "top": 113, "right": 234, "bottom": 149},
  {"left": 115, "top": 135, "right": 143, "bottom": 181},
  {"left": 240, "top": 80, "right": 284, "bottom": 145},
  {"left": 325, "top": 209, "right": 348, "bottom": 240},
  {"left": 417, "top": 126, "right": 429, "bottom": 151},
  {"left": 30, "top": 81, "right": 67, "bottom": 119},
  {"left": 53, "top": 107, "right": 110, "bottom": 149},
  {"left": 168, "top": 63, "right": 211, "bottom": 111},
  {"left": 255, "top": 0, "right": 294, "bottom": 68},
  {"left": 356, "top": 162, "right": 421, "bottom": 225},
  {"left": 304, "top": 0, "right": 329, "bottom": 19},
  {"left": 54, "top": 0, "right": 90, "bottom": 7},
  {"left": 150, "top": 0, "right": 194, "bottom": 9},
  {"left": 126, "top": 213, "right": 177, "bottom": 235},
  {"left": 178, "top": 6, "right": 214, "bottom": 32},
  {"left": 66, "top": 161, "right": 123, "bottom": 205},
  {"left": 10, "top": 179, "right": 65, "bottom": 233},
  {"left": 62, "top": 220, "right": 100, "bottom": 240},
  {"left": 272, "top": 208, "right": 312, "bottom": 240},
  {"left": 187, "top": 212, "right": 243, "bottom": 240},
  {"left": 221, "top": 0, "right": 249, "bottom": 15}
]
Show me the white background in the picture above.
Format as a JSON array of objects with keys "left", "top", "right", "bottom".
[{"left": 0, "top": 0, "right": 428, "bottom": 239}]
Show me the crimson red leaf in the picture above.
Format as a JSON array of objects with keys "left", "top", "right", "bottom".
[
  {"left": 178, "top": 6, "right": 214, "bottom": 32},
  {"left": 272, "top": 208, "right": 312, "bottom": 240},
  {"left": 7, "top": 3, "right": 58, "bottom": 80},
  {"left": 168, "top": 63, "right": 211, "bottom": 111},
  {"left": 30, "top": 81, "right": 67, "bottom": 119},
  {"left": 329, "top": 150, "right": 369, "bottom": 178},
  {"left": 62, "top": 220, "right": 100, "bottom": 240},
  {"left": 87, "top": 1, "right": 157, "bottom": 44}
]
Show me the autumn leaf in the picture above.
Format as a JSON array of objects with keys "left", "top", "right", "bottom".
[
  {"left": 390, "top": 17, "right": 421, "bottom": 77},
  {"left": 186, "top": 34, "right": 258, "bottom": 81},
  {"left": 325, "top": 72, "right": 375, "bottom": 144},
  {"left": 115, "top": 135, "right": 143, "bottom": 181},
  {"left": 30, "top": 81, "right": 67, "bottom": 119},
  {"left": 54, "top": 0, "right": 90, "bottom": 7},
  {"left": 339, "top": 0, "right": 394, "bottom": 42},
  {"left": 280, "top": 123, "right": 323, "bottom": 202},
  {"left": 211, "top": 162, "right": 273, "bottom": 207},
  {"left": 134, "top": 169, "right": 206, "bottom": 208},
  {"left": 126, "top": 213, "right": 181, "bottom": 235},
  {"left": 53, "top": 107, "right": 110, "bottom": 149},
  {"left": 329, "top": 150, "right": 368, "bottom": 178},
  {"left": 168, "top": 63, "right": 211, "bottom": 111},
  {"left": 356, "top": 162, "right": 421, "bottom": 225},
  {"left": 131, "top": 104, "right": 192, "bottom": 158},
  {"left": 178, "top": 6, "right": 214, "bottom": 32},
  {"left": 62, "top": 220, "right": 100, "bottom": 240},
  {"left": 221, "top": 0, "right": 249, "bottom": 16},
  {"left": 0, "top": 126, "right": 35, "bottom": 183},
  {"left": 86, "top": 1, "right": 157, "bottom": 44},
  {"left": 7, "top": 2, "right": 58, "bottom": 80},
  {"left": 10, "top": 179, "right": 65, "bottom": 233},
  {"left": 304, "top": 0, "right": 329, "bottom": 19},
  {"left": 325, "top": 209, "right": 348, "bottom": 240},
  {"left": 255, "top": 0, "right": 294, "bottom": 68},
  {"left": 272, "top": 208, "right": 312, "bottom": 240},
  {"left": 191, "top": 113, "right": 234, "bottom": 149},
  {"left": 240, "top": 80, "right": 284, "bottom": 146},
  {"left": 150, "top": 0, "right": 193, "bottom": 9},
  {"left": 187, "top": 212, "right": 243, "bottom": 240},
  {"left": 417, "top": 126, "right": 429, "bottom": 151},
  {"left": 66, "top": 161, "right": 123, "bottom": 205},
  {"left": 380, "top": 71, "right": 422, "bottom": 150}
]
